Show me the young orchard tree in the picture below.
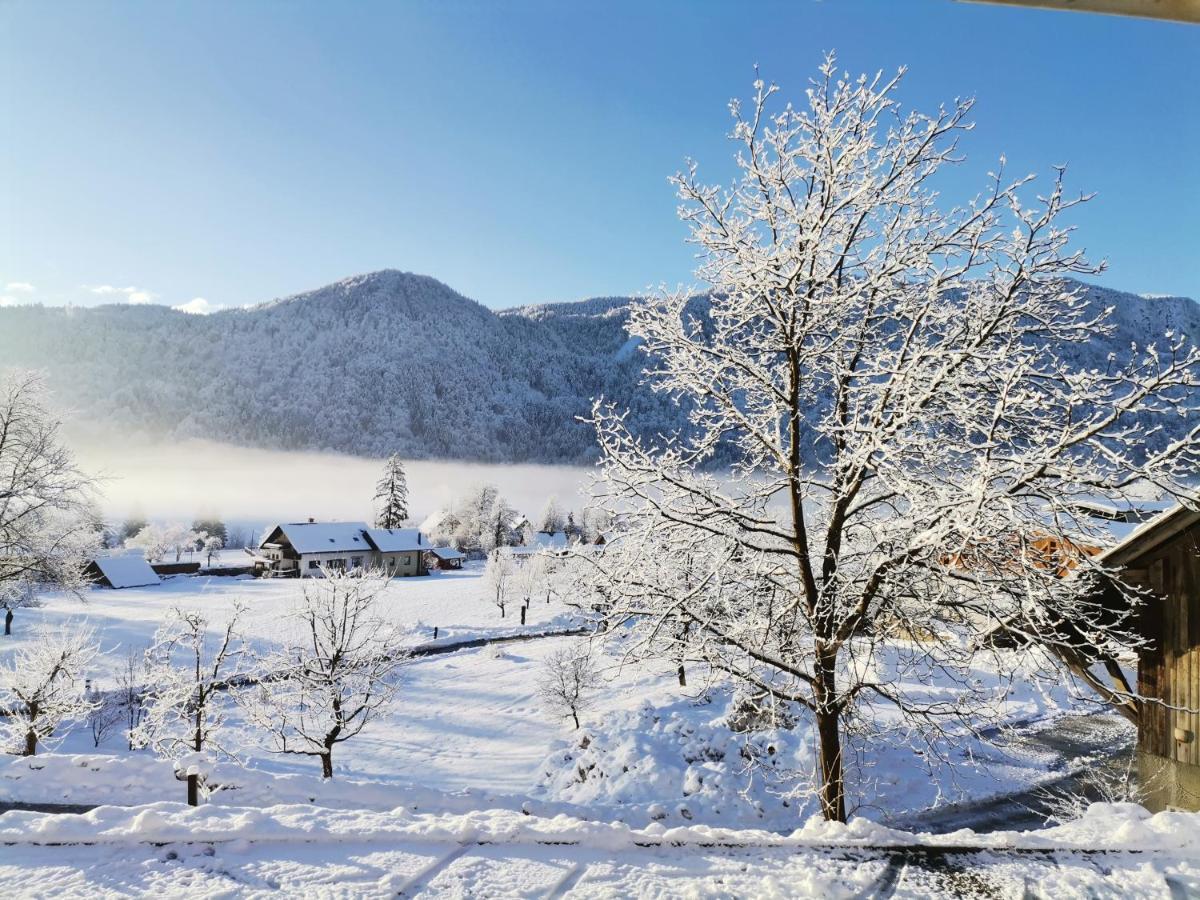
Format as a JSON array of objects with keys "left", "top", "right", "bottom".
[
  {"left": 133, "top": 604, "right": 247, "bottom": 805},
  {"left": 116, "top": 644, "right": 148, "bottom": 750},
  {"left": 240, "top": 570, "right": 406, "bottom": 779},
  {"left": 539, "top": 644, "right": 600, "bottom": 729},
  {"left": 0, "top": 622, "right": 98, "bottom": 755},
  {"left": 484, "top": 550, "right": 516, "bottom": 618},
  {"left": 202, "top": 535, "right": 224, "bottom": 567},
  {"left": 86, "top": 682, "right": 124, "bottom": 748},
  {"left": 374, "top": 453, "right": 410, "bottom": 529},
  {"left": 588, "top": 59, "right": 1200, "bottom": 822},
  {"left": 0, "top": 372, "right": 98, "bottom": 636}
]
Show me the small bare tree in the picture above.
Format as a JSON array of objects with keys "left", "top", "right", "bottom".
[
  {"left": 484, "top": 550, "right": 516, "bottom": 619},
  {"left": 0, "top": 621, "right": 98, "bottom": 755},
  {"left": 241, "top": 570, "right": 406, "bottom": 779},
  {"left": 86, "top": 682, "right": 124, "bottom": 748},
  {"left": 133, "top": 604, "right": 247, "bottom": 805},
  {"left": 539, "top": 644, "right": 600, "bottom": 729},
  {"left": 116, "top": 644, "right": 147, "bottom": 750}
]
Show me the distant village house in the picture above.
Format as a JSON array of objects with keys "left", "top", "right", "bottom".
[{"left": 258, "top": 520, "right": 429, "bottom": 577}]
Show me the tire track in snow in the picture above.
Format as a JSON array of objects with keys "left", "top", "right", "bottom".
[
  {"left": 394, "top": 843, "right": 473, "bottom": 897},
  {"left": 543, "top": 861, "right": 587, "bottom": 899}
]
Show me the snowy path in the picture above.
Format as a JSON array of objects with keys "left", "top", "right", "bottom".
[
  {"left": 1, "top": 837, "right": 1195, "bottom": 898},
  {"left": 895, "top": 713, "right": 1136, "bottom": 835}
]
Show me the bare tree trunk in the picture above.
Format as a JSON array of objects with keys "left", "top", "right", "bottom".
[
  {"left": 571, "top": 709, "right": 580, "bottom": 729},
  {"left": 677, "top": 663, "right": 686, "bottom": 687},
  {"left": 813, "top": 650, "right": 846, "bottom": 822},
  {"left": 520, "top": 605, "right": 526, "bottom": 625},
  {"left": 4, "top": 609, "right": 12, "bottom": 636},
  {"left": 186, "top": 773, "right": 199, "bottom": 806},
  {"left": 321, "top": 751, "right": 333, "bottom": 779},
  {"left": 22, "top": 728, "right": 36, "bottom": 757}
]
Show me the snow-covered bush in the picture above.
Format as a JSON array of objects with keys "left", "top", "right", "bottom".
[
  {"left": 0, "top": 621, "right": 98, "bottom": 756},
  {"left": 535, "top": 691, "right": 813, "bottom": 829}
]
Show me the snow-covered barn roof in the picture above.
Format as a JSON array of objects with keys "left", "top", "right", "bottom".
[
  {"left": 363, "top": 527, "right": 426, "bottom": 553},
  {"left": 1097, "top": 504, "right": 1200, "bottom": 567},
  {"left": 266, "top": 521, "right": 373, "bottom": 554},
  {"left": 89, "top": 553, "right": 161, "bottom": 589},
  {"left": 430, "top": 546, "right": 465, "bottom": 560}
]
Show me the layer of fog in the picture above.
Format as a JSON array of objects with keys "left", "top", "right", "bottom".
[{"left": 70, "top": 433, "right": 595, "bottom": 532}]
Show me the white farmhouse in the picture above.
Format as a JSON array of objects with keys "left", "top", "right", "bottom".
[{"left": 258, "top": 520, "right": 429, "bottom": 577}]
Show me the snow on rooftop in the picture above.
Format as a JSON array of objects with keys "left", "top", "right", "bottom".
[
  {"left": 91, "top": 553, "right": 161, "bottom": 589},
  {"left": 431, "top": 546, "right": 465, "bottom": 559},
  {"left": 363, "top": 527, "right": 426, "bottom": 552},
  {"left": 270, "top": 521, "right": 373, "bottom": 554}
]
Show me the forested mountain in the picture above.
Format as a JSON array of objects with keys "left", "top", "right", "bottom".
[{"left": 0, "top": 270, "right": 1195, "bottom": 464}]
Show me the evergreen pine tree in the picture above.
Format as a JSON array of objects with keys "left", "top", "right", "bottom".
[{"left": 374, "top": 454, "right": 409, "bottom": 529}]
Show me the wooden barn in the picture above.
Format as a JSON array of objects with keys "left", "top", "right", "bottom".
[{"left": 1100, "top": 505, "right": 1200, "bottom": 811}]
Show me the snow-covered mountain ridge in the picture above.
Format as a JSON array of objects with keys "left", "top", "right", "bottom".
[{"left": 0, "top": 270, "right": 1195, "bottom": 464}]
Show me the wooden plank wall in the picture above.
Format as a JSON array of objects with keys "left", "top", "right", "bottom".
[{"left": 1138, "top": 522, "right": 1200, "bottom": 767}]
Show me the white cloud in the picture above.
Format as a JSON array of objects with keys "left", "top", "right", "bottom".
[
  {"left": 4, "top": 282, "right": 34, "bottom": 294},
  {"left": 173, "top": 297, "right": 223, "bottom": 315},
  {"left": 88, "top": 284, "right": 157, "bottom": 305},
  {"left": 0, "top": 295, "right": 20, "bottom": 307}
]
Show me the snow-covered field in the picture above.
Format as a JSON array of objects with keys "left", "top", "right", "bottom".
[
  {"left": 0, "top": 567, "right": 1185, "bottom": 897},
  {"left": 1, "top": 567, "right": 1104, "bottom": 823}
]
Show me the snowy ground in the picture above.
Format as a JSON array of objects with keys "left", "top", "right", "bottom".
[
  {"left": 0, "top": 567, "right": 1117, "bottom": 826},
  {"left": 1, "top": 802, "right": 1198, "bottom": 898},
  {"left": 0, "top": 568, "right": 1182, "bottom": 896}
]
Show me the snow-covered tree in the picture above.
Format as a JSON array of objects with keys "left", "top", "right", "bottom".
[
  {"left": 484, "top": 550, "right": 516, "bottom": 618},
  {"left": 0, "top": 621, "right": 98, "bottom": 755},
  {"left": 86, "top": 681, "right": 124, "bottom": 748},
  {"left": 537, "top": 497, "right": 565, "bottom": 534},
  {"left": 539, "top": 644, "right": 600, "bottom": 729},
  {"left": 588, "top": 59, "right": 1200, "bottom": 822},
  {"left": 0, "top": 373, "right": 98, "bottom": 636},
  {"left": 429, "top": 484, "right": 520, "bottom": 554},
  {"left": 240, "top": 570, "right": 406, "bottom": 779},
  {"left": 192, "top": 517, "right": 228, "bottom": 546},
  {"left": 202, "top": 535, "right": 223, "bottom": 567},
  {"left": 133, "top": 605, "right": 247, "bottom": 805},
  {"left": 127, "top": 522, "right": 205, "bottom": 563},
  {"left": 116, "top": 645, "right": 148, "bottom": 751},
  {"left": 374, "top": 453, "right": 409, "bottom": 528}
]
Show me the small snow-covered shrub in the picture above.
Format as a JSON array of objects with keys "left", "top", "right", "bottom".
[{"left": 534, "top": 690, "right": 816, "bottom": 829}]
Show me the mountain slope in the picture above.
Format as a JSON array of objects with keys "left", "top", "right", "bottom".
[{"left": 0, "top": 271, "right": 1195, "bottom": 464}]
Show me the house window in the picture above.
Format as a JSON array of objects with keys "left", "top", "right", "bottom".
[
  {"left": 327, "top": 559, "right": 345, "bottom": 570},
  {"left": 352, "top": 556, "right": 363, "bottom": 568},
  {"left": 308, "top": 560, "right": 319, "bottom": 569}
]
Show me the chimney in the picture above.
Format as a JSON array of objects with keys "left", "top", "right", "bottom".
[{"left": 308, "top": 517, "right": 315, "bottom": 524}]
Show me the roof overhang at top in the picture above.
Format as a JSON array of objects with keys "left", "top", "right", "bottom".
[
  {"left": 1097, "top": 504, "right": 1200, "bottom": 568},
  {"left": 957, "top": 0, "right": 1200, "bottom": 23}
]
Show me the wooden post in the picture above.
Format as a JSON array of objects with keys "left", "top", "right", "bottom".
[
  {"left": 433, "top": 626, "right": 439, "bottom": 639},
  {"left": 520, "top": 606, "right": 526, "bottom": 625}
]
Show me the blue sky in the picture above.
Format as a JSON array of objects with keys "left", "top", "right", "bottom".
[{"left": 2, "top": 0, "right": 1197, "bottom": 312}]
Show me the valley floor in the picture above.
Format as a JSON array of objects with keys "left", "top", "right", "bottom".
[{"left": 0, "top": 566, "right": 1183, "bottom": 897}]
